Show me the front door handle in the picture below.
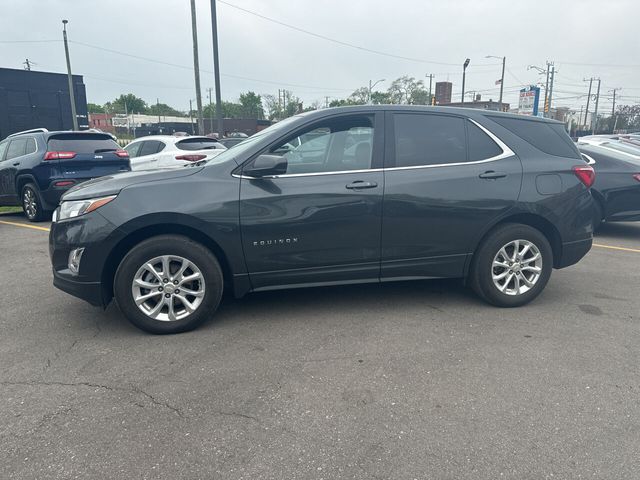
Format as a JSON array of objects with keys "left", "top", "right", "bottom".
[
  {"left": 12, "top": 162, "right": 20, "bottom": 166},
  {"left": 479, "top": 170, "right": 507, "bottom": 179},
  {"left": 346, "top": 180, "right": 378, "bottom": 190}
]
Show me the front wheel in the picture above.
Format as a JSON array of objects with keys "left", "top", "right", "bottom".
[
  {"left": 114, "top": 235, "right": 223, "bottom": 334},
  {"left": 470, "top": 224, "right": 553, "bottom": 307}
]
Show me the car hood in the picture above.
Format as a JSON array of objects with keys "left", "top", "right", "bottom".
[{"left": 62, "top": 167, "right": 203, "bottom": 201}]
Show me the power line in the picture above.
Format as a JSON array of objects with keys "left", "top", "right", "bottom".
[{"left": 217, "top": 0, "right": 497, "bottom": 68}]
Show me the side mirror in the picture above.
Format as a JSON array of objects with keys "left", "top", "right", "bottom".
[{"left": 244, "top": 154, "right": 288, "bottom": 177}]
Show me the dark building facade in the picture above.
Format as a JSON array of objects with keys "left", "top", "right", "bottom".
[
  {"left": 435, "top": 81, "right": 453, "bottom": 105},
  {"left": 0, "top": 67, "right": 88, "bottom": 139}
]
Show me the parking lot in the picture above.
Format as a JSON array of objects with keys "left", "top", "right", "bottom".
[{"left": 1, "top": 213, "right": 639, "bottom": 479}]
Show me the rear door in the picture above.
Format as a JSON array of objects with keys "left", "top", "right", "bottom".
[
  {"left": 381, "top": 112, "right": 522, "bottom": 279},
  {"left": 0, "top": 138, "right": 14, "bottom": 203},
  {"left": 132, "top": 140, "right": 166, "bottom": 170},
  {"left": 0, "top": 137, "right": 35, "bottom": 202},
  {"left": 47, "top": 133, "right": 129, "bottom": 180}
]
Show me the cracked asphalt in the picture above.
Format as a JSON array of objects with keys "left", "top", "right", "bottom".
[{"left": 1, "top": 213, "right": 640, "bottom": 479}]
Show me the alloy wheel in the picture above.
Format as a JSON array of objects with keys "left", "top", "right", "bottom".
[
  {"left": 491, "top": 239, "right": 543, "bottom": 296},
  {"left": 23, "top": 188, "right": 37, "bottom": 219},
  {"left": 131, "top": 255, "right": 206, "bottom": 322}
]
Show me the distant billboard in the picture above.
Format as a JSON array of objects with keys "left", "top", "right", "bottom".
[{"left": 518, "top": 86, "right": 540, "bottom": 116}]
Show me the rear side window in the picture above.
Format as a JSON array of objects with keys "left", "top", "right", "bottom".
[
  {"left": 489, "top": 116, "right": 580, "bottom": 159},
  {"left": 467, "top": 122, "right": 502, "bottom": 161},
  {"left": 393, "top": 114, "right": 466, "bottom": 167},
  {"left": 124, "top": 141, "right": 143, "bottom": 158},
  {"left": 139, "top": 140, "right": 165, "bottom": 156},
  {"left": 6, "top": 138, "right": 28, "bottom": 159},
  {"left": 0, "top": 141, "right": 7, "bottom": 160},
  {"left": 25, "top": 137, "right": 37, "bottom": 155},
  {"left": 176, "top": 138, "right": 222, "bottom": 150},
  {"left": 48, "top": 134, "right": 119, "bottom": 154}
]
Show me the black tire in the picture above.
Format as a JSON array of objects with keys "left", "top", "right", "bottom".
[
  {"left": 21, "top": 183, "right": 47, "bottom": 222},
  {"left": 592, "top": 200, "right": 604, "bottom": 232},
  {"left": 470, "top": 223, "right": 553, "bottom": 308},
  {"left": 114, "top": 235, "right": 223, "bottom": 334}
]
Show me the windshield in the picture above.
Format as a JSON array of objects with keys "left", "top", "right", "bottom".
[{"left": 600, "top": 141, "right": 640, "bottom": 157}]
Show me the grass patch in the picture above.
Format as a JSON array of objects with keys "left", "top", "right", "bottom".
[{"left": 0, "top": 206, "right": 22, "bottom": 214}]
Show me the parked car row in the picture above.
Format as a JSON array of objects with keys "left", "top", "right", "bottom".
[{"left": 575, "top": 134, "right": 640, "bottom": 229}]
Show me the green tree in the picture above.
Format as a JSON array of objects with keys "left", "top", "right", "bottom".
[
  {"left": 147, "top": 102, "right": 184, "bottom": 117},
  {"left": 87, "top": 103, "right": 105, "bottom": 113},
  {"left": 262, "top": 90, "right": 301, "bottom": 120},
  {"left": 370, "top": 91, "right": 392, "bottom": 104},
  {"left": 105, "top": 93, "right": 148, "bottom": 114},
  {"left": 387, "top": 76, "right": 426, "bottom": 104},
  {"left": 238, "top": 91, "right": 264, "bottom": 119}
]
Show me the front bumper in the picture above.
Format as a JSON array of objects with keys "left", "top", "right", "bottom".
[{"left": 53, "top": 268, "right": 104, "bottom": 307}]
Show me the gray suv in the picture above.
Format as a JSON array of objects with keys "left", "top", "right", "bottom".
[{"left": 49, "top": 106, "right": 595, "bottom": 334}]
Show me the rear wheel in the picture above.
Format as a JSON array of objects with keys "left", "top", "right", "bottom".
[
  {"left": 470, "top": 224, "right": 553, "bottom": 307},
  {"left": 21, "top": 183, "right": 47, "bottom": 222},
  {"left": 114, "top": 235, "right": 223, "bottom": 334}
]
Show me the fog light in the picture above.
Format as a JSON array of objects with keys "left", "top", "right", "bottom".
[{"left": 68, "top": 248, "right": 85, "bottom": 274}]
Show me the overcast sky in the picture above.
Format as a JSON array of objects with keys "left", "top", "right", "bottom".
[{"left": 2, "top": 0, "right": 639, "bottom": 113}]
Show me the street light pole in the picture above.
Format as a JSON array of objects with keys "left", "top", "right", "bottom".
[
  {"left": 190, "top": 0, "right": 204, "bottom": 135},
  {"left": 426, "top": 74, "right": 434, "bottom": 105},
  {"left": 210, "top": 0, "right": 224, "bottom": 137},
  {"left": 62, "top": 20, "right": 78, "bottom": 130},
  {"left": 461, "top": 58, "right": 470, "bottom": 103},
  {"left": 368, "top": 78, "right": 385, "bottom": 104}
]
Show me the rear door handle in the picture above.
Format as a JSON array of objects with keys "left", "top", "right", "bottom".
[
  {"left": 346, "top": 180, "right": 378, "bottom": 190},
  {"left": 479, "top": 170, "right": 507, "bottom": 179}
]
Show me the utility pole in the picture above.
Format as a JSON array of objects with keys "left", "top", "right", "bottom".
[
  {"left": 23, "top": 59, "right": 32, "bottom": 71},
  {"left": 461, "top": 58, "right": 470, "bottom": 103},
  {"left": 547, "top": 64, "right": 555, "bottom": 118},
  {"left": 209, "top": 0, "right": 224, "bottom": 137},
  {"left": 62, "top": 20, "right": 78, "bottom": 130},
  {"left": 156, "top": 98, "right": 161, "bottom": 125},
  {"left": 543, "top": 65, "right": 550, "bottom": 116},
  {"left": 584, "top": 77, "right": 593, "bottom": 130},
  {"left": 124, "top": 101, "right": 129, "bottom": 136},
  {"left": 325, "top": 96, "right": 329, "bottom": 108},
  {"left": 207, "top": 87, "right": 213, "bottom": 134},
  {"left": 190, "top": 0, "right": 204, "bottom": 135},
  {"left": 499, "top": 56, "right": 505, "bottom": 105},
  {"left": 189, "top": 99, "right": 194, "bottom": 135},
  {"left": 610, "top": 88, "right": 618, "bottom": 116},
  {"left": 425, "top": 74, "right": 434, "bottom": 105},
  {"left": 593, "top": 78, "right": 601, "bottom": 135}
]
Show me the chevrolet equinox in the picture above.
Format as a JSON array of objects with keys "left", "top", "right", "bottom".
[{"left": 49, "top": 106, "right": 595, "bottom": 334}]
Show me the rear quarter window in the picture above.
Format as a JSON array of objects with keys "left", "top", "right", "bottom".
[
  {"left": 48, "top": 133, "right": 119, "bottom": 153},
  {"left": 489, "top": 116, "right": 580, "bottom": 159}
]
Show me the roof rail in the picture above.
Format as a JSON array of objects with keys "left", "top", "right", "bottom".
[{"left": 8, "top": 128, "right": 49, "bottom": 138}]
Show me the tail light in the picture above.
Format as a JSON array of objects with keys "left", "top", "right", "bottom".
[
  {"left": 53, "top": 180, "right": 75, "bottom": 187},
  {"left": 115, "top": 149, "right": 129, "bottom": 158},
  {"left": 633, "top": 174, "right": 640, "bottom": 182},
  {"left": 573, "top": 165, "right": 595, "bottom": 188},
  {"left": 44, "top": 151, "right": 76, "bottom": 160},
  {"left": 175, "top": 154, "right": 207, "bottom": 162}
]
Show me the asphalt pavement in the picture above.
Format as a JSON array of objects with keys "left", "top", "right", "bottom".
[{"left": 1, "top": 212, "right": 639, "bottom": 479}]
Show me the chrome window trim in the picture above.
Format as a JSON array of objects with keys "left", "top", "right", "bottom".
[{"left": 234, "top": 118, "right": 515, "bottom": 179}]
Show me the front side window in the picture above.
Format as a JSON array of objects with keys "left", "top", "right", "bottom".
[
  {"left": 268, "top": 115, "right": 374, "bottom": 174},
  {"left": 393, "top": 114, "right": 466, "bottom": 167},
  {"left": 6, "top": 138, "right": 27, "bottom": 160}
]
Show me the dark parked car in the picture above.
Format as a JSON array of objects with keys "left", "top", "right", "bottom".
[
  {"left": 577, "top": 142, "right": 640, "bottom": 229},
  {"left": 49, "top": 106, "right": 594, "bottom": 334},
  {"left": 0, "top": 129, "right": 130, "bottom": 221}
]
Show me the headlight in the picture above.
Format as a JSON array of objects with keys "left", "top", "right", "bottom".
[{"left": 58, "top": 195, "right": 117, "bottom": 221}]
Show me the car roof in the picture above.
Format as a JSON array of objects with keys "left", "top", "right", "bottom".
[{"left": 298, "top": 105, "right": 564, "bottom": 124}]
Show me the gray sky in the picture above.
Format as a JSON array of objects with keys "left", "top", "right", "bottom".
[{"left": 2, "top": 0, "right": 639, "bottom": 113}]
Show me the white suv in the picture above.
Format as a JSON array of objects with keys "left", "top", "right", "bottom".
[{"left": 124, "top": 135, "right": 226, "bottom": 170}]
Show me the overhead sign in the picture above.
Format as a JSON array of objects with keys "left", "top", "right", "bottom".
[{"left": 518, "top": 86, "right": 540, "bottom": 116}]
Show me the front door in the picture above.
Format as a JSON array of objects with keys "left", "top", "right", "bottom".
[
  {"left": 381, "top": 112, "right": 522, "bottom": 279},
  {"left": 239, "top": 113, "right": 384, "bottom": 290}
]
